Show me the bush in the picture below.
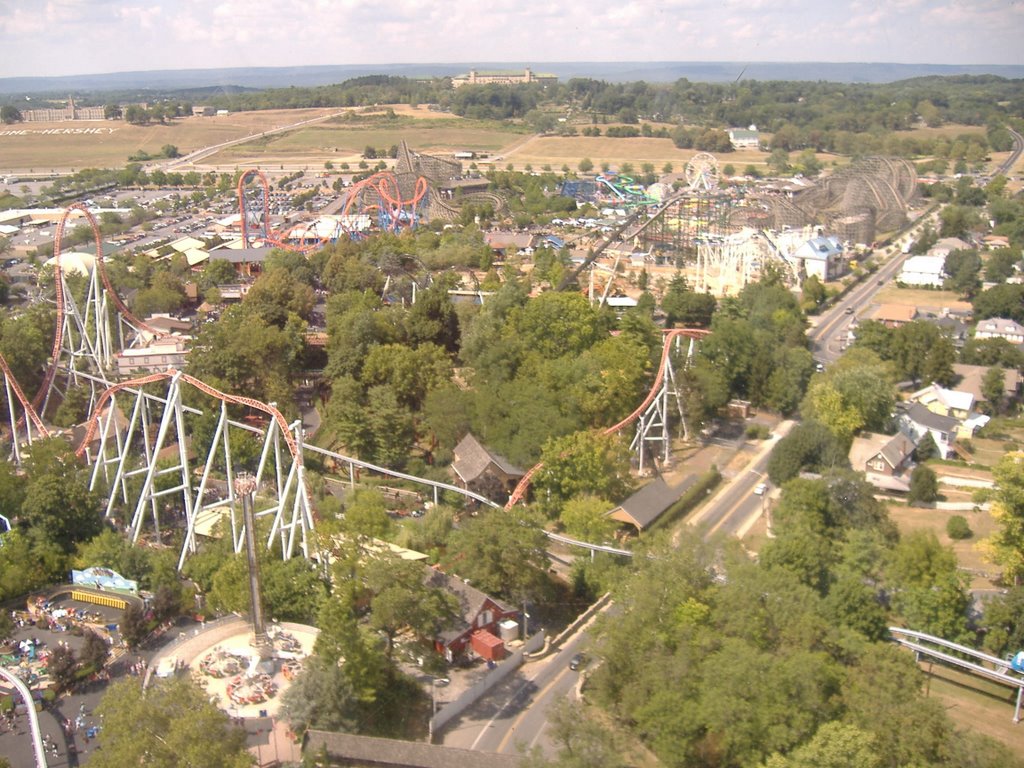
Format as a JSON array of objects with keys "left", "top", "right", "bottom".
[
  {"left": 745, "top": 424, "right": 771, "bottom": 440},
  {"left": 946, "top": 515, "right": 973, "bottom": 540}
]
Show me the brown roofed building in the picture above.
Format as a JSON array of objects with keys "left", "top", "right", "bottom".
[
  {"left": 607, "top": 475, "right": 695, "bottom": 532},
  {"left": 873, "top": 303, "right": 918, "bottom": 328},
  {"left": 951, "top": 363, "right": 1023, "bottom": 403}
]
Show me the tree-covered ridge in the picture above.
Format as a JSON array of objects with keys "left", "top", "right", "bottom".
[{"left": 188, "top": 73, "right": 1024, "bottom": 128}]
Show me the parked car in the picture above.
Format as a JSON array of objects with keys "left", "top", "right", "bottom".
[
  {"left": 569, "top": 652, "right": 586, "bottom": 671},
  {"left": 754, "top": 482, "right": 768, "bottom": 496}
]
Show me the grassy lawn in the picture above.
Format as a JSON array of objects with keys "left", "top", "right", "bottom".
[
  {"left": 499, "top": 135, "right": 777, "bottom": 172},
  {"left": 918, "top": 663, "right": 1024, "bottom": 755},
  {"left": 211, "top": 120, "right": 524, "bottom": 164},
  {"left": 0, "top": 108, "right": 342, "bottom": 172},
  {"left": 873, "top": 284, "right": 974, "bottom": 314}
]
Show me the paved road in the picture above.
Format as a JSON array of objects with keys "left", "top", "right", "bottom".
[
  {"left": 442, "top": 420, "right": 796, "bottom": 757},
  {"left": 441, "top": 621, "right": 591, "bottom": 756},
  {"left": 688, "top": 421, "right": 794, "bottom": 539},
  {"left": 160, "top": 110, "right": 347, "bottom": 171},
  {"left": 809, "top": 206, "right": 941, "bottom": 362}
]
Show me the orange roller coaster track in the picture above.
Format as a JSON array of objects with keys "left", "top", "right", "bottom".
[
  {"left": 505, "top": 328, "right": 710, "bottom": 509},
  {"left": 75, "top": 368, "right": 301, "bottom": 464},
  {"left": 236, "top": 169, "right": 431, "bottom": 253},
  {"left": 34, "top": 203, "right": 164, "bottom": 414}
]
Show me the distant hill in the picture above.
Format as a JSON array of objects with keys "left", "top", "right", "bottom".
[{"left": 0, "top": 61, "right": 1022, "bottom": 95}]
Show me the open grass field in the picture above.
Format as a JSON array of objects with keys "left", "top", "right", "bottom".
[
  {"left": 919, "top": 665, "right": 1024, "bottom": 754},
  {"left": 492, "top": 134, "right": 756, "bottom": 172},
  {"left": 874, "top": 284, "right": 974, "bottom": 314},
  {"left": 888, "top": 492, "right": 996, "bottom": 588},
  {"left": 210, "top": 117, "right": 524, "bottom": 166},
  {"left": 0, "top": 107, "right": 344, "bottom": 173}
]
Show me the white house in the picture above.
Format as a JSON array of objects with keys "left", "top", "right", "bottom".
[
  {"left": 895, "top": 402, "right": 958, "bottom": 458},
  {"left": 793, "top": 235, "right": 845, "bottom": 281},
  {"left": 898, "top": 254, "right": 945, "bottom": 287},
  {"left": 115, "top": 338, "right": 189, "bottom": 376},
  {"left": 974, "top": 317, "right": 1024, "bottom": 345}
]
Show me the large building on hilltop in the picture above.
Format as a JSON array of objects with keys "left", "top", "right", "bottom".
[
  {"left": 451, "top": 67, "right": 557, "bottom": 88},
  {"left": 21, "top": 96, "right": 105, "bottom": 122}
]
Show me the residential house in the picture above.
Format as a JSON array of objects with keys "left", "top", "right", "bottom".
[
  {"left": 895, "top": 401, "right": 959, "bottom": 458},
  {"left": 484, "top": 231, "right": 535, "bottom": 258},
  {"left": 908, "top": 382, "right": 990, "bottom": 438},
  {"left": 928, "top": 237, "right": 972, "bottom": 260},
  {"left": 910, "top": 383, "right": 974, "bottom": 421},
  {"left": 974, "top": 317, "right": 1024, "bottom": 345},
  {"left": 425, "top": 568, "right": 519, "bottom": 662},
  {"left": 607, "top": 476, "right": 694, "bottom": 533},
  {"left": 931, "top": 314, "right": 969, "bottom": 348},
  {"left": 450, "top": 433, "right": 525, "bottom": 502},
  {"left": 849, "top": 431, "right": 916, "bottom": 493},
  {"left": 898, "top": 254, "right": 945, "bottom": 288},
  {"left": 793, "top": 235, "right": 846, "bottom": 281},
  {"left": 873, "top": 303, "right": 918, "bottom": 328}
]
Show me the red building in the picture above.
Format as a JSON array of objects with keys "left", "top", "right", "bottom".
[{"left": 426, "top": 568, "right": 518, "bottom": 662}]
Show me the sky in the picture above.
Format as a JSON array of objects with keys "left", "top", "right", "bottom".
[{"left": 0, "top": 0, "right": 1021, "bottom": 79}]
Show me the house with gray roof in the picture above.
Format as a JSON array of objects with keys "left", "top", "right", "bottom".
[
  {"left": 450, "top": 433, "right": 525, "bottom": 502},
  {"left": 607, "top": 475, "right": 696, "bottom": 532},
  {"left": 895, "top": 401, "right": 959, "bottom": 458},
  {"left": 793, "top": 235, "right": 846, "bottom": 281},
  {"left": 849, "top": 432, "right": 916, "bottom": 493},
  {"left": 974, "top": 317, "right": 1024, "bottom": 345}
]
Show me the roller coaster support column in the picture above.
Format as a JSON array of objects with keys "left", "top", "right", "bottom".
[
  {"left": 125, "top": 372, "right": 195, "bottom": 544},
  {"left": 238, "top": 472, "right": 271, "bottom": 653},
  {"left": 630, "top": 336, "right": 693, "bottom": 472}
]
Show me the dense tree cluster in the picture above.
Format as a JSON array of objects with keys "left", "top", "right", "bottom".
[{"left": 586, "top": 484, "right": 1009, "bottom": 768}]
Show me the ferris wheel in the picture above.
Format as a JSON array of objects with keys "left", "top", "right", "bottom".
[{"left": 685, "top": 152, "right": 720, "bottom": 191}]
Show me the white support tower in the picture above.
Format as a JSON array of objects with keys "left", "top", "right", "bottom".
[
  {"left": 77, "top": 370, "right": 315, "bottom": 571},
  {"left": 630, "top": 335, "right": 697, "bottom": 472}
]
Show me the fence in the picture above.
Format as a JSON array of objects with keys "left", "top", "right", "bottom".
[
  {"left": 70, "top": 589, "right": 128, "bottom": 611},
  {"left": 545, "top": 592, "right": 613, "bottom": 653},
  {"left": 429, "top": 630, "right": 546, "bottom": 740}
]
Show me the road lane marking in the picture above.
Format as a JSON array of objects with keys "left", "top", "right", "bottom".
[
  {"left": 470, "top": 672, "right": 544, "bottom": 751},
  {"left": 497, "top": 665, "right": 572, "bottom": 753}
]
